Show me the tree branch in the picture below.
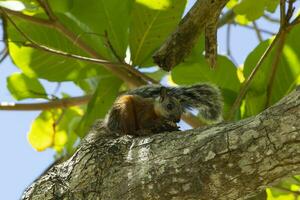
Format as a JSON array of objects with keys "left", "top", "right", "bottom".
[
  {"left": 0, "top": 95, "right": 91, "bottom": 111},
  {"left": 22, "top": 87, "right": 300, "bottom": 200},
  {"left": 153, "top": 0, "right": 229, "bottom": 71}
]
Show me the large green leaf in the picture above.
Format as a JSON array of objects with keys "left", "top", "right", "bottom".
[
  {"left": 77, "top": 76, "right": 122, "bottom": 137},
  {"left": 129, "top": 0, "right": 186, "bottom": 67},
  {"left": 6, "top": 15, "right": 110, "bottom": 81},
  {"left": 243, "top": 26, "right": 300, "bottom": 117},
  {"left": 7, "top": 72, "right": 46, "bottom": 100},
  {"left": 68, "top": 0, "right": 133, "bottom": 60}
]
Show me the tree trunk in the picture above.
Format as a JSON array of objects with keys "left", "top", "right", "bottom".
[{"left": 22, "top": 88, "right": 300, "bottom": 200}]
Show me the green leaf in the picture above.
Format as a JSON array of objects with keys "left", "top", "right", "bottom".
[
  {"left": 77, "top": 76, "right": 122, "bottom": 137},
  {"left": 7, "top": 72, "right": 46, "bottom": 100},
  {"left": 6, "top": 15, "right": 110, "bottom": 81},
  {"left": 129, "top": 0, "right": 186, "bottom": 67},
  {"left": 56, "top": 107, "right": 82, "bottom": 153},
  {"left": 28, "top": 107, "right": 82, "bottom": 152},
  {"left": 28, "top": 110, "right": 60, "bottom": 151},
  {"left": 49, "top": 0, "right": 73, "bottom": 13},
  {"left": 233, "top": 0, "right": 279, "bottom": 21},
  {"left": 243, "top": 91, "right": 267, "bottom": 118},
  {"left": 68, "top": 0, "right": 133, "bottom": 60}
]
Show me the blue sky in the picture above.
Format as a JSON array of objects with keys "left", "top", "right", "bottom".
[{"left": 0, "top": 1, "right": 280, "bottom": 199}]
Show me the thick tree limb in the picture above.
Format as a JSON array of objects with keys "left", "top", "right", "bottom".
[
  {"left": 22, "top": 88, "right": 300, "bottom": 200},
  {"left": 153, "top": 0, "right": 229, "bottom": 71}
]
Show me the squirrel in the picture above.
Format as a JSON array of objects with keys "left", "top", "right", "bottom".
[{"left": 104, "top": 83, "right": 223, "bottom": 136}]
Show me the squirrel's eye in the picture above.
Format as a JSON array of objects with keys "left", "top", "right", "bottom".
[{"left": 166, "top": 103, "right": 173, "bottom": 110}]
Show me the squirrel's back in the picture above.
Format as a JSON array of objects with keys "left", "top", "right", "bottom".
[{"left": 105, "top": 95, "right": 159, "bottom": 135}]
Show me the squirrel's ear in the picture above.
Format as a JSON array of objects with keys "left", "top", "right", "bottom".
[{"left": 159, "top": 87, "right": 167, "bottom": 102}]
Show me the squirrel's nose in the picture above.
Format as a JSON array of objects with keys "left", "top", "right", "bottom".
[
  {"left": 174, "top": 118, "right": 180, "bottom": 123},
  {"left": 172, "top": 115, "right": 181, "bottom": 123}
]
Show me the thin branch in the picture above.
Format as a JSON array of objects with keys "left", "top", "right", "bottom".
[
  {"left": 218, "top": 10, "right": 235, "bottom": 28},
  {"left": 0, "top": 47, "right": 8, "bottom": 63},
  {"left": 37, "top": 0, "right": 57, "bottom": 21},
  {"left": 280, "top": 0, "right": 286, "bottom": 27},
  {"left": 265, "top": 1, "right": 290, "bottom": 108},
  {"left": 235, "top": 23, "right": 276, "bottom": 35},
  {"left": 265, "top": 32, "right": 286, "bottom": 107},
  {"left": 227, "top": 32, "right": 282, "bottom": 120},
  {"left": 103, "top": 30, "right": 123, "bottom": 63},
  {"left": 289, "top": 15, "right": 300, "bottom": 28},
  {"left": 0, "top": 95, "right": 91, "bottom": 111},
  {"left": 2, "top": 10, "right": 157, "bottom": 85},
  {"left": 263, "top": 14, "right": 280, "bottom": 24},
  {"left": 0, "top": 7, "right": 53, "bottom": 27},
  {"left": 226, "top": 24, "right": 238, "bottom": 66},
  {"left": 252, "top": 21, "right": 263, "bottom": 42},
  {"left": 2, "top": 4, "right": 147, "bottom": 87},
  {"left": 2, "top": 12, "right": 122, "bottom": 66}
]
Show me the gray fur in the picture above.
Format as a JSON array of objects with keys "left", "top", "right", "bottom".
[{"left": 127, "top": 84, "right": 223, "bottom": 122}]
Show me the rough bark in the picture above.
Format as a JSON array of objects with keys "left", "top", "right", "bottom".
[
  {"left": 152, "top": 0, "right": 229, "bottom": 71},
  {"left": 22, "top": 88, "right": 300, "bottom": 200}
]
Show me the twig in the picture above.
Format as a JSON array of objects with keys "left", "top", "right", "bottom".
[
  {"left": 280, "top": 0, "right": 286, "bottom": 27},
  {"left": 227, "top": 32, "right": 282, "bottom": 120},
  {"left": 0, "top": 7, "right": 53, "bottom": 27},
  {"left": 2, "top": 3, "right": 146, "bottom": 87},
  {"left": 263, "top": 14, "right": 280, "bottom": 24},
  {"left": 218, "top": 10, "right": 235, "bottom": 28},
  {"left": 103, "top": 30, "right": 123, "bottom": 63},
  {"left": 0, "top": 95, "right": 91, "bottom": 111},
  {"left": 265, "top": 32, "right": 286, "bottom": 107},
  {"left": 226, "top": 24, "right": 238, "bottom": 66},
  {"left": 37, "top": 0, "right": 57, "bottom": 21},
  {"left": 0, "top": 47, "right": 8, "bottom": 63},
  {"left": 252, "top": 21, "right": 263, "bottom": 42},
  {"left": 237, "top": 24, "right": 276, "bottom": 35}
]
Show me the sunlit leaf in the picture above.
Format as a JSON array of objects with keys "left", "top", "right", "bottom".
[
  {"left": 136, "top": 0, "right": 171, "bottom": 10},
  {"left": 28, "top": 107, "right": 82, "bottom": 152},
  {"left": 28, "top": 110, "right": 59, "bottom": 151},
  {"left": 233, "top": 0, "right": 279, "bottom": 21},
  {"left": 7, "top": 72, "right": 46, "bottom": 100},
  {"left": 130, "top": 0, "right": 186, "bottom": 67},
  {"left": 0, "top": 0, "right": 26, "bottom": 11}
]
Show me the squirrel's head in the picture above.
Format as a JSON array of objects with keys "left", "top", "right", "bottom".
[{"left": 154, "top": 87, "right": 183, "bottom": 123}]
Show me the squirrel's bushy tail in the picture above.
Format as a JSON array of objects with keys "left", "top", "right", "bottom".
[{"left": 127, "top": 84, "right": 223, "bottom": 122}]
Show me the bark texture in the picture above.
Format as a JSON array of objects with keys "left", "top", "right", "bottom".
[
  {"left": 152, "top": 0, "right": 229, "bottom": 71},
  {"left": 22, "top": 88, "right": 300, "bottom": 200}
]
